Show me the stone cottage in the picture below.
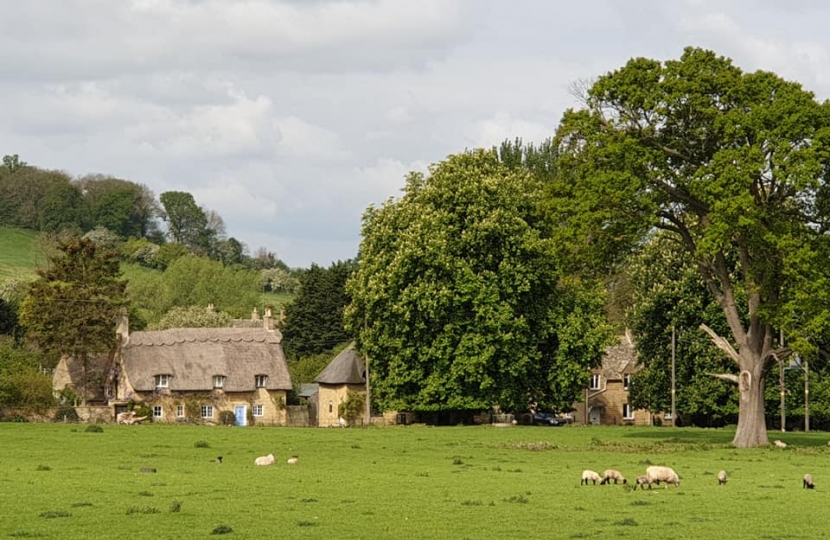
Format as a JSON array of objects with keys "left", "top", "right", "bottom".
[{"left": 315, "top": 342, "right": 366, "bottom": 427}]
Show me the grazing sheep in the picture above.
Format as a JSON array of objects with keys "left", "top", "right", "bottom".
[
  {"left": 646, "top": 466, "right": 680, "bottom": 488},
  {"left": 600, "top": 469, "right": 627, "bottom": 485},
  {"left": 286, "top": 456, "right": 298, "bottom": 465},
  {"left": 804, "top": 474, "right": 815, "bottom": 489},
  {"left": 633, "top": 476, "right": 652, "bottom": 490},
  {"left": 717, "top": 470, "right": 727, "bottom": 485},
  {"left": 215, "top": 456, "right": 223, "bottom": 464},
  {"left": 254, "top": 453, "right": 275, "bottom": 466},
  {"left": 774, "top": 439, "right": 787, "bottom": 449},
  {"left": 581, "top": 470, "right": 602, "bottom": 485}
]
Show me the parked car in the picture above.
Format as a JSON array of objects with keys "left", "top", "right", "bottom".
[{"left": 532, "top": 411, "right": 567, "bottom": 426}]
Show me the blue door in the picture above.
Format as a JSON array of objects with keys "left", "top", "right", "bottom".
[{"left": 234, "top": 405, "right": 247, "bottom": 426}]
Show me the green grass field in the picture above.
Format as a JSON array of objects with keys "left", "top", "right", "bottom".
[
  {"left": 0, "top": 424, "right": 826, "bottom": 539},
  {"left": 0, "top": 227, "right": 41, "bottom": 281}
]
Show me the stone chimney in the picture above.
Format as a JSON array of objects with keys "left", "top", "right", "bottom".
[
  {"left": 116, "top": 307, "right": 129, "bottom": 346},
  {"left": 251, "top": 307, "right": 260, "bottom": 321},
  {"left": 264, "top": 308, "right": 274, "bottom": 331},
  {"left": 206, "top": 303, "right": 215, "bottom": 313}
]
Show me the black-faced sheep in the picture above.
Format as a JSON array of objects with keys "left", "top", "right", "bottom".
[
  {"left": 255, "top": 453, "right": 275, "bottom": 466},
  {"left": 717, "top": 470, "right": 727, "bottom": 485},
  {"left": 646, "top": 466, "right": 680, "bottom": 488},
  {"left": 581, "top": 470, "right": 602, "bottom": 485},
  {"left": 633, "top": 476, "right": 652, "bottom": 490},
  {"left": 600, "top": 469, "right": 627, "bottom": 485},
  {"left": 804, "top": 474, "right": 815, "bottom": 489}
]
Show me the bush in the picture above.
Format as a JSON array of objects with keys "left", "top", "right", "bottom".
[
  {"left": 84, "top": 424, "right": 103, "bottom": 433},
  {"left": 53, "top": 406, "right": 79, "bottom": 423},
  {"left": 218, "top": 410, "right": 236, "bottom": 426}
]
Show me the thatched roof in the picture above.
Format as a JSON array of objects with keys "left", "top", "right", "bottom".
[
  {"left": 315, "top": 343, "right": 365, "bottom": 385},
  {"left": 121, "top": 327, "right": 291, "bottom": 392},
  {"left": 598, "top": 334, "right": 638, "bottom": 380}
]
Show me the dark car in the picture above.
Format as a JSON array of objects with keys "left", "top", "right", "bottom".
[{"left": 532, "top": 412, "right": 567, "bottom": 426}]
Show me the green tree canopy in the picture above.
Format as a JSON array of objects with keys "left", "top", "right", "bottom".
[
  {"left": 281, "top": 260, "right": 355, "bottom": 359},
  {"left": 159, "top": 191, "right": 208, "bottom": 249},
  {"left": 148, "top": 305, "right": 232, "bottom": 330},
  {"left": 549, "top": 46, "right": 830, "bottom": 446},
  {"left": 346, "top": 150, "right": 611, "bottom": 414},
  {"left": 79, "top": 175, "right": 160, "bottom": 239}
]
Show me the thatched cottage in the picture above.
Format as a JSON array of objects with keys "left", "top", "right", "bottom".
[
  {"left": 571, "top": 333, "right": 670, "bottom": 426},
  {"left": 315, "top": 342, "right": 366, "bottom": 427}
]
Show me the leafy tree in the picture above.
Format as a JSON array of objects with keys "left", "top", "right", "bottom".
[
  {"left": 154, "top": 242, "right": 189, "bottom": 270},
  {"left": 281, "top": 260, "right": 355, "bottom": 359},
  {"left": 38, "top": 181, "right": 86, "bottom": 234},
  {"left": 218, "top": 237, "right": 245, "bottom": 266},
  {"left": 346, "top": 150, "right": 612, "bottom": 414},
  {"left": 0, "top": 340, "right": 54, "bottom": 411},
  {"left": 19, "top": 237, "right": 127, "bottom": 402},
  {"left": 0, "top": 166, "right": 73, "bottom": 229},
  {"left": 261, "top": 267, "right": 301, "bottom": 294},
  {"left": 78, "top": 175, "right": 159, "bottom": 239},
  {"left": 149, "top": 305, "right": 232, "bottom": 330},
  {"left": 549, "top": 47, "right": 830, "bottom": 446},
  {"left": 159, "top": 191, "right": 208, "bottom": 249},
  {"left": 2, "top": 154, "right": 27, "bottom": 173}
]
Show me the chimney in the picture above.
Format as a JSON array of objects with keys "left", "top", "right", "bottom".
[
  {"left": 251, "top": 307, "right": 260, "bottom": 321},
  {"left": 264, "top": 308, "right": 274, "bottom": 331},
  {"left": 206, "top": 303, "right": 215, "bottom": 313},
  {"left": 116, "top": 308, "right": 129, "bottom": 346}
]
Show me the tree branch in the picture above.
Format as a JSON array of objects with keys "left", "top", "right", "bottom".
[
  {"left": 707, "top": 372, "right": 739, "bottom": 384},
  {"left": 700, "top": 323, "right": 741, "bottom": 365}
]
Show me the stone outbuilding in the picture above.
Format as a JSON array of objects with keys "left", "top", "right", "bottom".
[{"left": 315, "top": 342, "right": 366, "bottom": 427}]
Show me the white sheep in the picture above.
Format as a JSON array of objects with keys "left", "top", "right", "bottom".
[
  {"left": 286, "top": 456, "right": 298, "bottom": 465},
  {"left": 774, "top": 439, "right": 787, "bottom": 449},
  {"left": 600, "top": 469, "right": 626, "bottom": 485},
  {"left": 804, "top": 473, "right": 815, "bottom": 489},
  {"left": 633, "top": 475, "right": 651, "bottom": 490},
  {"left": 717, "top": 470, "right": 727, "bottom": 485},
  {"left": 581, "top": 470, "right": 602, "bottom": 485},
  {"left": 254, "top": 453, "right": 275, "bottom": 466},
  {"left": 646, "top": 466, "right": 680, "bottom": 488}
]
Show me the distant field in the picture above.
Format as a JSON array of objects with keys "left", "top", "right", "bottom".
[
  {"left": 0, "top": 226, "right": 41, "bottom": 281},
  {"left": 0, "top": 423, "right": 827, "bottom": 539}
]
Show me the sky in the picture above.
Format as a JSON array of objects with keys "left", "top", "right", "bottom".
[{"left": 3, "top": 0, "right": 830, "bottom": 268}]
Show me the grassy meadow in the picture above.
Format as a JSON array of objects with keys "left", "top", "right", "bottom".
[
  {"left": 0, "top": 423, "right": 827, "bottom": 539},
  {"left": 0, "top": 227, "right": 41, "bottom": 281}
]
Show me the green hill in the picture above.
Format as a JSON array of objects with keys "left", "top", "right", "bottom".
[{"left": 0, "top": 227, "right": 42, "bottom": 281}]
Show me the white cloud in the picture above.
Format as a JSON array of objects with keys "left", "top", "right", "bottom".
[{"left": 466, "top": 113, "right": 555, "bottom": 150}]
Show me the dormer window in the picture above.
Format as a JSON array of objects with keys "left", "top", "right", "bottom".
[
  {"left": 155, "top": 374, "right": 170, "bottom": 388},
  {"left": 213, "top": 375, "right": 225, "bottom": 389},
  {"left": 255, "top": 375, "right": 268, "bottom": 388}
]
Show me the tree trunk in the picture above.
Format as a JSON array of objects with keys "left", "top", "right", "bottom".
[{"left": 732, "top": 356, "right": 768, "bottom": 448}]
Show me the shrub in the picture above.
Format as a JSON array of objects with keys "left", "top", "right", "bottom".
[
  {"left": 218, "top": 410, "right": 236, "bottom": 426},
  {"left": 85, "top": 424, "right": 104, "bottom": 433},
  {"left": 53, "top": 405, "right": 79, "bottom": 423}
]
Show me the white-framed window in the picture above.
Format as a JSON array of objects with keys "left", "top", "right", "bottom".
[
  {"left": 176, "top": 404, "right": 185, "bottom": 418},
  {"left": 255, "top": 375, "right": 268, "bottom": 388},
  {"left": 213, "top": 375, "right": 225, "bottom": 389},
  {"left": 154, "top": 374, "right": 170, "bottom": 388},
  {"left": 153, "top": 405, "right": 163, "bottom": 418},
  {"left": 623, "top": 374, "right": 631, "bottom": 390},
  {"left": 589, "top": 374, "right": 602, "bottom": 390},
  {"left": 252, "top": 404, "right": 264, "bottom": 417},
  {"left": 623, "top": 403, "right": 634, "bottom": 420},
  {"left": 201, "top": 405, "right": 214, "bottom": 419}
]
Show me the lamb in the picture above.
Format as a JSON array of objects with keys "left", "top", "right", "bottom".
[
  {"left": 600, "top": 469, "right": 627, "bottom": 485},
  {"left": 254, "top": 453, "right": 275, "bottom": 466},
  {"left": 804, "top": 474, "right": 815, "bottom": 489},
  {"left": 774, "top": 439, "right": 787, "bottom": 449},
  {"left": 286, "top": 456, "right": 298, "bottom": 465},
  {"left": 646, "top": 466, "right": 680, "bottom": 488},
  {"left": 581, "top": 470, "right": 602, "bottom": 485},
  {"left": 633, "top": 476, "right": 652, "bottom": 490},
  {"left": 717, "top": 470, "right": 727, "bottom": 485}
]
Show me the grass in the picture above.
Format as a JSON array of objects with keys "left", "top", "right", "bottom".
[
  {"left": 0, "top": 227, "right": 42, "bottom": 281},
  {"left": 0, "top": 423, "right": 828, "bottom": 539}
]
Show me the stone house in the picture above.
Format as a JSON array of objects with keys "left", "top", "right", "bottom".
[
  {"left": 54, "top": 308, "right": 292, "bottom": 425},
  {"left": 571, "top": 333, "right": 672, "bottom": 426},
  {"left": 315, "top": 342, "right": 366, "bottom": 427}
]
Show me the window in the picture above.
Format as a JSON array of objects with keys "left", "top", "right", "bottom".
[
  {"left": 623, "top": 403, "right": 634, "bottom": 420},
  {"left": 153, "top": 406, "right": 163, "bottom": 418},
  {"left": 176, "top": 405, "right": 185, "bottom": 419},
  {"left": 252, "top": 404, "right": 264, "bottom": 417},
  {"left": 201, "top": 405, "right": 214, "bottom": 419},
  {"left": 213, "top": 375, "right": 225, "bottom": 389},
  {"left": 255, "top": 375, "right": 268, "bottom": 388},
  {"left": 589, "top": 374, "right": 601, "bottom": 390},
  {"left": 664, "top": 412, "right": 673, "bottom": 420},
  {"left": 623, "top": 374, "right": 631, "bottom": 390},
  {"left": 329, "top": 401, "right": 333, "bottom": 413},
  {"left": 154, "top": 374, "right": 170, "bottom": 388}
]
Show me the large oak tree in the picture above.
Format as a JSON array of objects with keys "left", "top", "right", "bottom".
[
  {"left": 346, "top": 150, "right": 611, "bottom": 414},
  {"left": 550, "top": 47, "right": 830, "bottom": 446}
]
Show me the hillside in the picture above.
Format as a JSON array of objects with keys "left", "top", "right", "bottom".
[{"left": 0, "top": 227, "right": 41, "bottom": 281}]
